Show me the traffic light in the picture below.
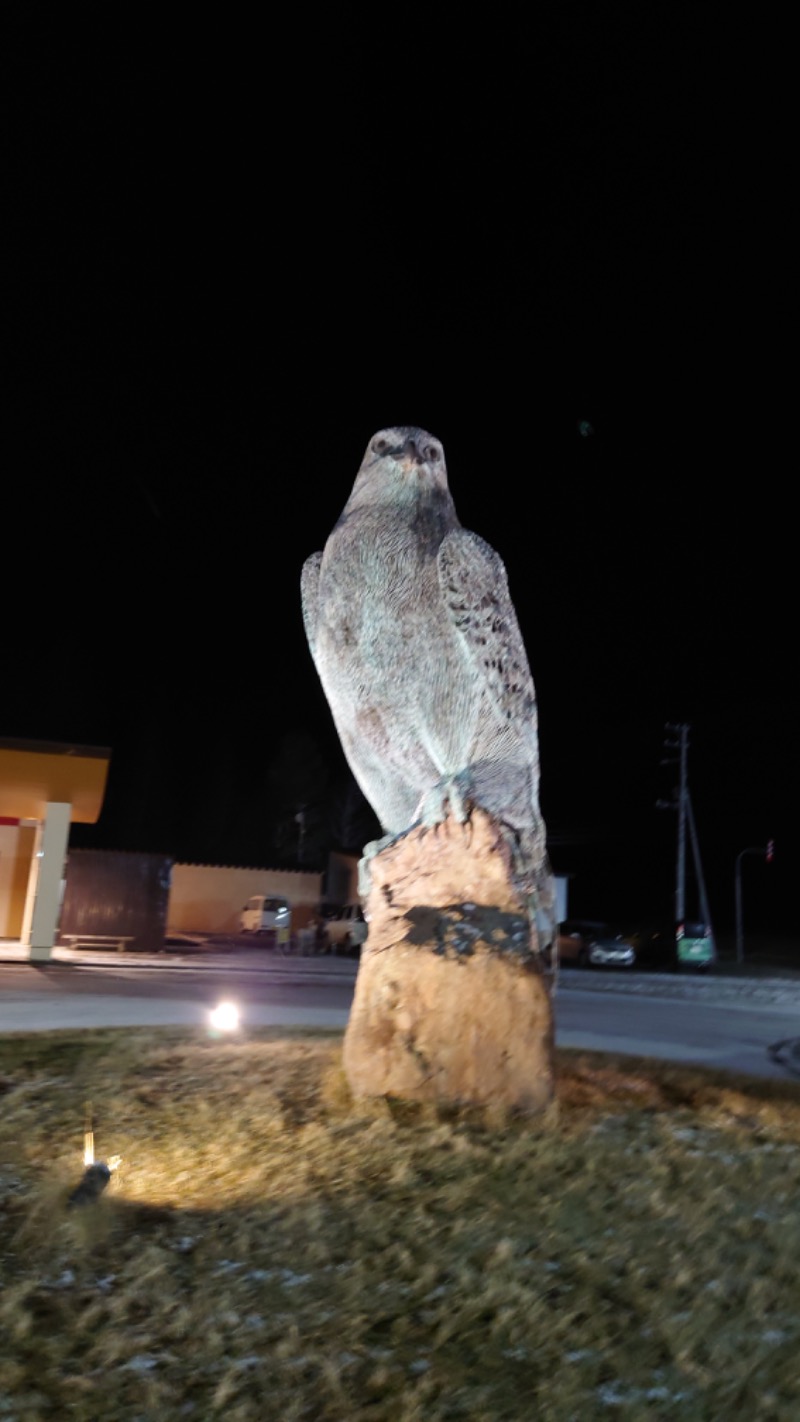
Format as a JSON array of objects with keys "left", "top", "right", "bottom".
[{"left": 766, "top": 839, "right": 775, "bottom": 863}]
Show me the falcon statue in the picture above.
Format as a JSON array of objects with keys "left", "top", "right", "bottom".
[{"left": 301, "top": 426, "right": 555, "bottom": 945}]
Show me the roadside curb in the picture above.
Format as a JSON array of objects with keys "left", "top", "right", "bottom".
[
  {"left": 554, "top": 970, "right": 800, "bottom": 1009},
  {"left": 2, "top": 945, "right": 798, "bottom": 1005}
]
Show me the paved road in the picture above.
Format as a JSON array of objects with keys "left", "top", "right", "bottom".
[
  {"left": 554, "top": 982, "right": 800, "bottom": 1080},
  {"left": 1, "top": 942, "right": 799, "bottom": 1081},
  {"left": 0, "top": 950, "right": 357, "bottom": 1033}
]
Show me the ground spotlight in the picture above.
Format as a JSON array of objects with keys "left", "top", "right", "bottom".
[
  {"left": 68, "top": 1103, "right": 121, "bottom": 1207},
  {"left": 208, "top": 1000, "right": 241, "bottom": 1034}
]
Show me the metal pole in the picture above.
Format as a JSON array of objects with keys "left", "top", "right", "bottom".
[
  {"left": 735, "top": 850, "right": 745, "bottom": 964},
  {"left": 676, "top": 725, "right": 687, "bottom": 924},
  {"left": 687, "top": 793, "right": 714, "bottom": 946},
  {"left": 735, "top": 846, "right": 767, "bottom": 965}
]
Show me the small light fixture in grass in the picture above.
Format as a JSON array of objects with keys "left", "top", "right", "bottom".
[
  {"left": 68, "top": 1101, "right": 122, "bottom": 1208},
  {"left": 208, "top": 1000, "right": 241, "bottom": 1035}
]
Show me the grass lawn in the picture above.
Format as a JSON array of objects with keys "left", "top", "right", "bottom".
[{"left": 1, "top": 1026, "right": 799, "bottom": 1420}]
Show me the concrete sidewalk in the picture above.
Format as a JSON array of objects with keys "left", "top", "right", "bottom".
[{"left": 0, "top": 937, "right": 360, "bottom": 980}]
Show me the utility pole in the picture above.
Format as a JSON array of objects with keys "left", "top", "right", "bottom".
[
  {"left": 295, "top": 808, "right": 307, "bottom": 865},
  {"left": 661, "top": 723, "right": 689, "bottom": 923},
  {"left": 658, "top": 723, "right": 715, "bottom": 957},
  {"left": 686, "top": 794, "right": 714, "bottom": 941}
]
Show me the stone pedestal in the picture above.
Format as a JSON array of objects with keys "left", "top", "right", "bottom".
[{"left": 343, "top": 810, "right": 555, "bottom": 1114}]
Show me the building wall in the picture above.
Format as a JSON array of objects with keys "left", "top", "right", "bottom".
[
  {"left": 0, "top": 823, "right": 36, "bottom": 937},
  {"left": 166, "top": 863, "right": 324, "bottom": 934},
  {"left": 57, "top": 848, "right": 172, "bottom": 952}
]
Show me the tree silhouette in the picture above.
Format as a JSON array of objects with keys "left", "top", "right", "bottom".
[
  {"left": 265, "top": 730, "right": 331, "bottom": 866},
  {"left": 327, "top": 772, "right": 380, "bottom": 855}
]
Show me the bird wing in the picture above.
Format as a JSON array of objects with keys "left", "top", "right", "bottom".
[
  {"left": 438, "top": 529, "right": 539, "bottom": 752},
  {"left": 301, "top": 552, "right": 323, "bottom": 664}
]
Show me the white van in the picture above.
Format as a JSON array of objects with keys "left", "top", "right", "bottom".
[{"left": 240, "top": 895, "right": 292, "bottom": 938}]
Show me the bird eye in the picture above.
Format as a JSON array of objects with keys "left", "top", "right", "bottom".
[
  {"left": 423, "top": 443, "right": 441, "bottom": 463},
  {"left": 372, "top": 437, "right": 391, "bottom": 455}
]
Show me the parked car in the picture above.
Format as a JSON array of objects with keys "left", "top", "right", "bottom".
[
  {"left": 556, "top": 919, "right": 637, "bottom": 969},
  {"left": 239, "top": 895, "right": 292, "bottom": 939},
  {"left": 321, "top": 902, "right": 368, "bottom": 953},
  {"left": 625, "top": 922, "right": 716, "bottom": 972},
  {"left": 676, "top": 920, "right": 716, "bottom": 971}
]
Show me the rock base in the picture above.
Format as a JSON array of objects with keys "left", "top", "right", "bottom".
[{"left": 343, "top": 810, "right": 555, "bottom": 1114}]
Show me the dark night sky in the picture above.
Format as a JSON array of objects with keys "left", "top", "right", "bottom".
[{"left": 5, "top": 18, "right": 793, "bottom": 937}]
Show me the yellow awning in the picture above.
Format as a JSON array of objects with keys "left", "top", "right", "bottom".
[{"left": 0, "top": 737, "right": 111, "bottom": 824}]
